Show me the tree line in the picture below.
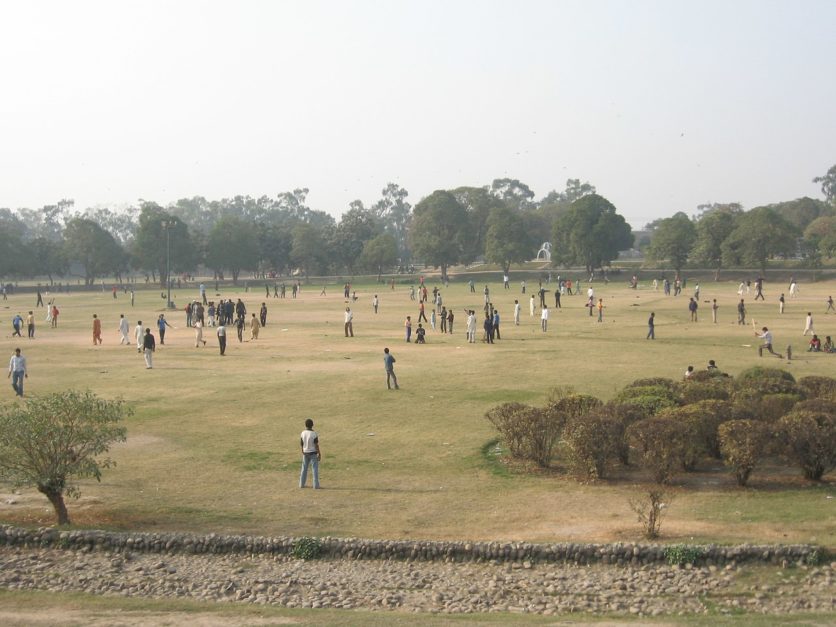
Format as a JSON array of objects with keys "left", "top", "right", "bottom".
[{"left": 0, "top": 165, "right": 834, "bottom": 285}]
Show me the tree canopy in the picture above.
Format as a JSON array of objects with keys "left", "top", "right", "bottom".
[
  {"left": 410, "top": 190, "right": 469, "bottom": 280},
  {"left": 721, "top": 207, "right": 798, "bottom": 274},
  {"left": 646, "top": 212, "right": 696, "bottom": 272},
  {"left": 551, "top": 194, "right": 633, "bottom": 272}
]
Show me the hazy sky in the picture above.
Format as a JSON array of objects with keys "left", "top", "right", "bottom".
[{"left": 1, "top": 1, "right": 834, "bottom": 228}]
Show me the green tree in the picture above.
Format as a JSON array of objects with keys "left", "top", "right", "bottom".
[
  {"left": 359, "top": 233, "right": 398, "bottom": 281},
  {"left": 691, "top": 205, "right": 741, "bottom": 280},
  {"left": 132, "top": 204, "right": 196, "bottom": 285},
  {"left": 258, "top": 224, "right": 294, "bottom": 275},
  {"left": 770, "top": 197, "right": 832, "bottom": 232},
  {"left": 804, "top": 216, "right": 836, "bottom": 258},
  {"left": 371, "top": 183, "right": 412, "bottom": 263},
  {"left": 290, "top": 222, "right": 327, "bottom": 278},
  {"left": 206, "top": 215, "right": 260, "bottom": 284},
  {"left": 646, "top": 212, "right": 696, "bottom": 273},
  {"left": 63, "top": 218, "right": 127, "bottom": 284},
  {"left": 0, "top": 390, "right": 129, "bottom": 525},
  {"left": 490, "top": 178, "right": 535, "bottom": 210},
  {"left": 0, "top": 210, "right": 28, "bottom": 278},
  {"left": 335, "top": 203, "right": 378, "bottom": 272},
  {"left": 551, "top": 194, "right": 633, "bottom": 272},
  {"left": 721, "top": 206, "right": 798, "bottom": 274},
  {"left": 813, "top": 164, "right": 836, "bottom": 206},
  {"left": 450, "top": 186, "right": 504, "bottom": 263},
  {"left": 31, "top": 237, "right": 68, "bottom": 284},
  {"left": 410, "top": 191, "right": 469, "bottom": 281},
  {"left": 484, "top": 206, "right": 532, "bottom": 273}
]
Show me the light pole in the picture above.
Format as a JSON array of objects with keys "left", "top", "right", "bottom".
[{"left": 162, "top": 220, "right": 176, "bottom": 309}]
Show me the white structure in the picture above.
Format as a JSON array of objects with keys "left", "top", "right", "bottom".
[{"left": 536, "top": 242, "right": 551, "bottom": 261}]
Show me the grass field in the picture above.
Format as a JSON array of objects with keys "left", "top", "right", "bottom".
[{"left": 0, "top": 274, "right": 834, "bottom": 546}]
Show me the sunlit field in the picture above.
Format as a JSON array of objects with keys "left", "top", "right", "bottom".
[{"left": 1, "top": 272, "right": 834, "bottom": 546}]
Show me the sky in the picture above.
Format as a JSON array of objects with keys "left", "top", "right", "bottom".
[{"left": 1, "top": 0, "right": 834, "bottom": 228}]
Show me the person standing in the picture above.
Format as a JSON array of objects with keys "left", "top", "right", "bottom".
[
  {"left": 194, "top": 318, "right": 207, "bottom": 347},
  {"left": 514, "top": 299, "right": 521, "bottom": 325},
  {"left": 135, "top": 320, "right": 144, "bottom": 353},
  {"left": 521, "top": 280, "right": 526, "bottom": 294},
  {"left": 250, "top": 313, "right": 261, "bottom": 339},
  {"left": 712, "top": 299, "right": 719, "bottom": 324},
  {"left": 447, "top": 308, "right": 454, "bottom": 334},
  {"left": 35, "top": 288, "right": 44, "bottom": 307},
  {"left": 373, "top": 294, "right": 379, "bottom": 314},
  {"left": 465, "top": 310, "right": 476, "bottom": 343},
  {"left": 8, "top": 348, "right": 27, "bottom": 397},
  {"left": 259, "top": 302, "right": 267, "bottom": 327},
  {"left": 803, "top": 312, "right": 815, "bottom": 336},
  {"left": 130, "top": 289, "right": 135, "bottom": 307},
  {"left": 597, "top": 298, "right": 604, "bottom": 322},
  {"left": 383, "top": 347, "right": 399, "bottom": 390},
  {"left": 157, "top": 314, "right": 172, "bottom": 345},
  {"left": 483, "top": 285, "right": 490, "bottom": 304},
  {"left": 493, "top": 309, "right": 501, "bottom": 340},
  {"left": 483, "top": 312, "right": 494, "bottom": 343},
  {"left": 344, "top": 307, "right": 354, "bottom": 337},
  {"left": 299, "top": 418, "right": 321, "bottom": 489},
  {"left": 647, "top": 312, "right": 655, "bottom": 339},
  {"left": 779, "top": 293, "right": 785, "bottom": 314},
  {"left": 418, "top": 301, "right": 427, "bottom": 323},
  {"left": 404, "top": 315, "right": 412, "bottom": 342},
  {"left": 439, "top": 306, "right": 447, "bottom": 333},
  {"left": 737, "top": 299, "right": 746, "bottom": 325},
  {"left": 529, "top": 294, "right": 536, "bottom": 317},
  {"left": 92, "top": 314, "right": 103, "bottom": 345},
  {"left": 216, "top": 322, "right": 227, "bottom": 355},
  {"left": 688, "top": 298, "right": 698, "bottom": 322},
  {"left": 503, "top": 274, "right": 509, "bottom": 289},
  {"left": 143, "top": 328, "right": 156, "bottom": 369},
  {"left": 554, "top": 289, "right": 561, "bottom": 309},
  {"left": 754, "top": 277, "right": 765, "bottom": 301},
  {"left": 26, "top": 311, "right": 35, "bottom": 339},
  {"left": 756, "top": 326, "right": 783, "bottom": 358},
  {"left": 541, "top": 304, "right": 549, "bottom": 332},
  {"left": 118, "top": 314, "right": 130, "bottom": 345},
  {"left": 235, "top": 315, "right": 245, "bottom": 342}
]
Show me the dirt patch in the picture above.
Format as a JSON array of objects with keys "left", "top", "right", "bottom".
[{"left": 0, "top": 609, "right": 298, "bottom": 626}]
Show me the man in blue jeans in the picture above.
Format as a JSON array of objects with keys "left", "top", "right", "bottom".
[
  {"left": 299, "top": 418, "right": 321, "bottom": 489},
  {"left": 8, "top": 347, "right": 27, "bottom": 396}
]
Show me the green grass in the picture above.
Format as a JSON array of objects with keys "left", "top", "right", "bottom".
[{"left": 0, "top": 276, "right": 834, "bottom": 546}]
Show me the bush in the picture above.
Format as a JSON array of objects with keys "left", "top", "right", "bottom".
[
  {"left": 718, "top": 420, "right": 770, "bottom": 486},
  {"left": 664, "top": 544, "right": 705, "bottom": 566},
  {"left": 734, "top": 377, "right": 803, "bottom": 398},
  {"left": 678, "top": 378, "right": 733, "bottom": 404},
  {"left": 614, "top": 385, "right": 679, "bottom": 416},
  {"left": 799, "top": 375, "right": 836, "bottom": 400},
  {"left": 563, "top": 410, "right": 622, "bottom": 481},
  {"left": 627, "top": 417, "right": 689, "bottom": 484},
  {"left": 604, "top": 402, "right": 649, "bottom": 465},
  {"left": 795, "top": 398, "right": 836, "bottom": 414},
  {"left": 734, "top": 392, "right": 802, "bottom": 423},
  {"left": 629, "top": 489, "right": 672, "bottom": 539},
  {"left": 658, "top": 400, "right": 737, "bottom": 465},
  {"left": 737, "top": 367, "right": 796, "bottom": 384},
  {"left": 544, "top": 393, "right": 603, "bottom": 422},
  {"left": 485, "top": 402, "right": 532, "bottom": 459},
  {"left": 778, "top": 410, "right": 836, "bottom": 480},
  {"left": 626, "top": 377, "right": 679, "bottom": 391},
  {"left": 657, "top": 407, "right": 707, "bottom": 471},
  {"left": 291, "top": 537, "right": 322, "bottom": 560},
  {"left": 524, "top": 406, "right": 564, "bottom": 467}
]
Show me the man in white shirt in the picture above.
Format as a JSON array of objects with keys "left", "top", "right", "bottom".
[
  {"left": 514, "top": 299, "right": 521, "bottom": 325},
  {"left": 756, "top": 326, "right": 783, "bottom": 358},
  {"left": 541, "top": 305, "right": 549, "bottom": 332},
  {"left": 299, "top": 418, "right": 321, "bottom": 489},
  {"left": 118, "top": 314, "right": 131, "bottom": 345},
  {"left": 803, "top": 312, "right": 815, "bottom": 336},
  {"left": 8, "top": 348, "right": 27, "bottom": 397},
  {"left": 344, "top": 307, "right": 354, "bottom": 337},
  {"left": 134, "top": 320, "right": 144, "bottom": 353}
]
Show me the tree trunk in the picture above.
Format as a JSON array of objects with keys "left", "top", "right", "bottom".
[
  {"left": 714, "top": 265, "right": 721, "bottom": 282},
  {"left": 38, "top": 486, "right": 70, "bottom": 525},
  {"left": 377, "top": 266, "right": 382, "bottom": 283},
  {"left": 232, "top": 269, "right": 240, "bottom": 284},
  {"left": 440, "top": 263, "right": 448, "bottom": 282}
]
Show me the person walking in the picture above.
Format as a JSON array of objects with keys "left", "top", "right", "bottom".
[
  {"left": 26, "top": 311, "right": 35, "bottom": 339},
  {"left": 118, "top": 314, "right": 130, "bottom": 345},
  {"left": 194, "top": 319, "right": 207, "bottom": 347},
  {"left": 383, "top": 347, "right": 399, "bottom": 390},
  {"left": 514, "top": 299, "right": 521, "bottom": 325},
  {"left": 827, "top": 296, "right": 835, "bottom": 313},
  {"left": 157, "top": 314, "right": 172, "bottom": 345},
  {"left": 235, "top": 315, "right": 245, "bottom": 342},
  {"left": 779, "top": 293, "right": 785, "bottom": 314},
  {"left": 35, "top": 288, "right": 44, "bottom": 308},
  {"left": 647, "top": 312, "right": 655, "bottom": 339},
  {"left": 93, "top": 314, "right": 103, "bottom": 345},
  {"left": 8, "top": 348, "right": 27, "bottom": 397},
  {"left": 344, "top": 307, "right": 354, "bottom": 337},
  {"left": 143, "top": 328, "right": 156, "bottom": 369},
  {"left": 250, "top": 313, "right": 261, "bottom": 339},
  {"left": 418, "top": 302, "right": 427, "bottom": 323},
  {"left": 712, "top": 299, "right": 719, "bottom": 324},
  {"left": 541, "top": 304, "right": 549, "bottom": 332},
  {"left": 756, "top": 326, "right": 783, "bottom": 358},
  {"left": 11, "top": 314, "right": 23, "bottom": 337},
  {"left": 259, "top": 303, "right": 267, "bottom": 327},
  {"left": 803, "top": 312, "right": 815, "bottom": 336},
  {"left": 373, "top": 294, "right": 379, "bottom": 314},
  {"left": 135, "top": 320, "right": 144, "bottom": 353},
  {"left": 754, "top": 277, "right": 765, "bottom": 301},
  {"left": 216, "top": 322, "right": 227, "bottom": 355},
  {"left": 737, "top": 299, "right": 746, "bottom": 325},
  {"left": 299, "top": 418, "right": 321, "bottom": 489}
]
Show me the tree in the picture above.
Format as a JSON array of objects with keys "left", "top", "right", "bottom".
[
  {"left": 540, "top": 178, "right": 597, "bottom": 204},
  {"left": 803, "top": 216, "right": 836, "bottom": 259},
  {"left": 371, "top": 183, "right": 412, "bottom": 263},
  {"left": 409, "top": 191, "right": 469, "bottom": 281},
  {"left": 646, "top": 212, "right": 696, "bottom": 273},
  {"left": 813, "top": 164, "right": 836, "bottom": 206},
  {"left": 63, "top": 218, "right": 127, "bottom": 284},
  {"left": 258, "top": 224, "right": 294, "bottom": 276},
  {"left": 132, "top": 204, "right": 196, "bottom": 285},
  {"left": 721, "top": 206, "right": 798, "bottom": 274},
  {"left": 450, "top": 186, "right": 503, "bottom": 263},
  {"left": 359, "top": 233, "right": 398, "bottom": 281},
  {"left": 691, "top": 205, "right": 741, "bottom": 280},
  {"left": 335, "top": 204, "right": 378, "bottom": 272},
  {"left": 484, "top": 206, "right": 533, "bottom": 273},
  {"left": 206, "top": 215, "right": 260, "bottom": 284},
  {"left": 290, "top": 222, "right": 327, "bottom": 278},
  {"left": 0, "top": 390, "right": 129, "bottom": 525},
  {"left": 490, "top": 178, "right": 535, "bottom": 211},
  {"left": 31, "top": 237, "right": 68, "bottom": 284},
  {"left": 0, "top": 210, "right": 28, "bottom": 278},
  {"left": 551, "top": 194, "right": 633, "bottom": 272}
]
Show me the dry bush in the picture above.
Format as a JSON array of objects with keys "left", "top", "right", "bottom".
[
  {"left": 733, "top": 392, "right": 802, "bottom": 423},
  {"left": 737, "top": 366, "right": 796, "bottom": 384},
  {"left": 678, "top": 378, "right": 733, "bottom": 404},
  {"left": 626, "top": 417, "right": 688, "bottom": 484},
  {"left": 777, "top": 410, "right": 836, "bottom": 480},
  {"left": 718, "top": 419, "right": 770, "bottom": 486},
  {"left": 524, "top": 406, "right": 565, "bottom": 467},
  {"left": 563, "top": 409, "right": 622, "bottom": 481},
  {"left": 629, "top": 489, "right": 672, "bottom": 539},
  {"left": 626, "top": 377, "right": 679, "bottom": 391},
  {"left": 614, "top": 385, "right": 679, "bottom": 416},
  {"left": 795, "top": 398, "right": 836, "bottom": 414},
  {"left": 485, "top": 402, "right": 533, "bottom": 459},
  {"left": 604, "top": 402, "right": 648, "bottom": 465},
  {"left": 798, "top": 375, "right": 836, "bottom": 400}
]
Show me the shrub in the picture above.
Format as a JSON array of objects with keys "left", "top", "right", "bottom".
[
  {"left": 734, "top": 392, "right": 802, "bottom": 423},
  {"left": 545, "top": 393, "right": 603, "bottom": 422},
  {"left": 629, "top": 489, "right": 672, "bottom": 539},
  {"left": 626, "top": 377, "right": 679, "bottom": 391},
  {"left": 657, "top": 407, "right": 707, "bottom": 471},
  {"left": 795, "top": 398, "right": 836, "bottom": 414},
  {"left": 614, "top": 385, "right": 679, "bottom": 416},
  {"left": 734, "top": 377, "right": 803, "bottom": 398},
  {"left": 678, "top": 378, "right": 733, "bottom": 404},
  {"left": 485, "top": 402, "right": 532, "bottom": 459},
  {"left": 737, "top": 367, "right": 796, "bottom": 384},
  {"left": 563, "top": 410, "right": 622, "bottom": 481},
  {"left": 799, "top": 376, "right": 836, "bottom": 400},
  {"left": 664, "top": 544, "right": 705, "bottom": 566},
  {"left": 627, "top": 417, "right": 689, "bottom": 484},
  {"left": 291, "top": 537, "right": 322, "bottom": 560},
  {"left": 659, "top": 400, "right": 736, "bottom": 464},
  {"left": 718, "top": 420, "right": 770, "bottom": 486},
  {"left": 604, "top": 402, "right": 648, "bottom": 465},
  {"left": 524, "top": 406, "right": 564, "bottom": 467},
  {"left": 778, "top": 410, "right": 836, "bottom": 480}
]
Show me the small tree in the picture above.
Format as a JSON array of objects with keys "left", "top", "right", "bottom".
[
  {"left": 563, "top": 410, "right": 622, "bottom": 481},
  {"left": 485, "top": 402, "right": 531, "bottom": 459},
  {"left": 778, "top": 410, "right": 836, "bottom": 480},
  {"left": 627, "top": 417, "right": 689, "bottom": 484},
  {"left": 629, "top": 489, "right": 672, "bottom": 539},
  {"left": 718, "top": 420, "right": 769, "bottom": 486},
  {"left": 0, "top": 391, "right": 129, "bottom": 525}
]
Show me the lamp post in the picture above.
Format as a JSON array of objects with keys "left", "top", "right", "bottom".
[{"left": 162, "top": 220, "right": 176, "bottom": 309}]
